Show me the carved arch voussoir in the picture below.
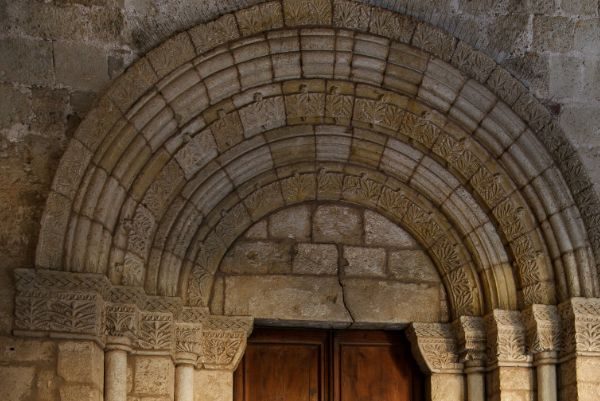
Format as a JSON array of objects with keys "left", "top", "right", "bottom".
[{"left": 35, "top": 0, "right": 600, "bottom": 327}]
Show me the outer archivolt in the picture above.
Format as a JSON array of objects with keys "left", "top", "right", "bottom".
[{"left": 37, "top": 5, "right": 599, "bottom": 321}]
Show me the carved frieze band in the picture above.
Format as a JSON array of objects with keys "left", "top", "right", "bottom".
[
  {"left": 13, "top": 268, "right": 253, "bottom": 370},
  {"left": 407, "top": 323, "right": 463, "bottom": 374}
]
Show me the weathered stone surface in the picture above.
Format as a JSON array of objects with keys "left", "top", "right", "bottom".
[
  {"left": 59, "top": 384, "right": 102, "bottom": 401},
  {"left": 133, "top": 356, "right": 174, "bottom": 396},
  {"left": 54, "top": 41, "right": 109, "bottom": 91},
  {"left": 244, "top": 221, "right": 268, "bottom": 240},
  {"left": 220, "top": 241, "right": 292, "bottom": 274},
  {"left": 343, "top": 246, "right": 386, "bottom": 277},
  {"left": 0, "top": 37, "right": 54, "bottom": 86},
  {"left": 364, "top": 210, "right": 418, "bottom": 248},
  {"left": 342, "top": 279, "right": 442, "bottom": 323},
  {"left": 57, "top": 341, "right": 103, "bottom": 388},
  {"left": 313, "top": 205, "right": 362, "bottom": 245},
  {"left": 0, "top": 366, "right": 35, "bottom": 401},
  {"left": 195, "top": 370, "right": 232, "bottom": 401},
  {"left": 388, "top": 250, "right": 440, "bottom": 282},
  {"left": 268, "top": 205, "right": 311, "bottom": 240},
  {"left": 224, "top": 275, "right": 352, "bottom": 323},
  {"left": 293, "top": 243, "right": 338, "bottom": 275}
]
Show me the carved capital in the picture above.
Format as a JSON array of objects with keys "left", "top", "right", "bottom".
[
  {"left": 407, "top": 323, "right": 462, "bottom": 374},
  {"left": 199, "top": 316, "right": 254, "bottom": 371},
  {"left": 175, "top": 322, "right": 203, "bottom": 365},
  {"left": 559, "top": 298, "right": 600, "bottom": 357},
  {"left": 453, "top": 316, "right": 487, "bottom": 368},
  {"left": 485, "top": 310, "right": 531, "bottom": 367},
  {"left": 105, "top": 303, "right": 139, "bottom": 339},
  {"left": 522, "top": 304, "right": 561, "bottom": 357}
]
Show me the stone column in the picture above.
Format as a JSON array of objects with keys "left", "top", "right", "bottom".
[
  {"left": 454, "top": 316, "right": 486, "bottom": 401},
  {"left": 175, "top": 322, "right": 202, "bottom": 401},
  {"left": 196, "top": 316, "right": 253, "bottom": 401},
  {"left": 523, "top": 305, "right": 561, "bottom": 401},
  {"left": 104, "top": 336, "right": 131, "bottom": 401},
  {"left": 104, "top": 304, "right": 139, "bottom": 401},
  {"left": 558, "top": 298, "right": 600, "bottom": 400},
  {"left": 485, "top": 310, "right": 534, "bottom": 401},
  {"left": 407, "top": 323, "right": 465, "bottom": 401}
]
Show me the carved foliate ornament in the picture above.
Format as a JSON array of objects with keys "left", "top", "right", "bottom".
[
  {"left": 522, "top": 304, "right": 561, "bottom": 355},
  {"left": 105, "top": 303, "right": 139, "bottom": 338},
  {"left": 406, "top": 323, "right": 462, "bottom": 374},
  {"left": 559, "top": 298, "right": 600, "bottom": 356},
  {"left": 453, "top": 316, "right": 487, "bottom": 365},
  {"left": 199, "top": 316, "right": 253, "bottom": 371},
  {"left": 485, "top": 310, "right": 531, "bottom": 367}
]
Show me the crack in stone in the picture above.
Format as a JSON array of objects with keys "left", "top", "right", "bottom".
[{"left": 336, "top": 244, "right": 356, "bottom": 323}]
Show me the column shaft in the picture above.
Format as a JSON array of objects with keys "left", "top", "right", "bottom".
[
  {"left": 466, "top": 370, "right": 485, "bottom": 401},
  {"left": 176, "top": 364, "right": 195, "bottom": 401},
  {"left": 536, "top": 363, "right": 557, "bottom": 401},
  {"left": 105, "top": 348, "right": 128, "bottom": 401}
]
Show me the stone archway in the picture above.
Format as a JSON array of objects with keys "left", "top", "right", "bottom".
[{"left": 14, "top": 1, "right": 600, "bottom": 401}]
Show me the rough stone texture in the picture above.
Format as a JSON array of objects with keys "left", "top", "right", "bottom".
[
  {"left": 342, "top": 279, "right": 442, "bottom": 324},
  {"left": 220, "top": 241, "right": 292, "bottom": 274},
  {"left": 57, "top": 341, "right": 103, "bottom": 388},
  {"left": 195, "top": 370, "right": 232, "bottom": 401},
  {"left": 131, "top": 355, "right": 175, "bottom": 398},
  {"left": 388, "top": 250, "right": 439, "bottom": 282},
  {"left": 364, "top": 210, "right": 418, "bottom": 248},
  {"left": 268, "top": 205, "right": 311, "bottom": 240},
  {"left": 224, "top": 275, "right": 353, "bottom": 324},
  {"left": 293, "top": 243, "right": 338, "bottom": 275},
  {"left": 343, "top": 246, "right": 386, "bottom": 277},
  {"left": 313, "top": 205, "right": 362, "bottom": 244}
]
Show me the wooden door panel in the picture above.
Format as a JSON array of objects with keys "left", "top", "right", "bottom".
[
  {"left": 334, "top": 331, "right": 415, "bottom": 401},
  {"left": 234, "top": 329, "right": 422, "bottom": 401},
  {"left": 234, "top": 329, "right": 328, "bottom": 401}
]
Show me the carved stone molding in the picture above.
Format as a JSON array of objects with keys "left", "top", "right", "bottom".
[
  {"left": 13, "top": 268, "right": 253, "bottom": 367},
  {"left": 453, "top": 316, "right": 487, "bottom": 369},
  {"left": 522, "top": 304, "right": 561, "bottom": 362},
  {"left": 407, "top": 323, "right": 463, "bottom": 374},
  {"left": 559, "top": 298, "right": 600, "bottom": 357},
  {"left": 485, "top": 310, "right": 531, "bottom": 368}
]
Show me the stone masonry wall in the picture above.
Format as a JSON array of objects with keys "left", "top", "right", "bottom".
[
  {"left": 0, "top": 0, "right": 599, "bottom": 336},
  {"left": 212, "top": 203, "right": 447, "bottom": 326},
  {"left": 0, "top": 337, "right": 104, "bottom": 401}
]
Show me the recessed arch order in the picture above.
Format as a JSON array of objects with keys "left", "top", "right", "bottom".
[{"left": 36, "top": 1, "right": 600, "bottom": 322}]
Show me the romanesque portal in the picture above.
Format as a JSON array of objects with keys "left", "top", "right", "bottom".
[{"left": 5, "top": 1, "right": 600, "bottom": 401}]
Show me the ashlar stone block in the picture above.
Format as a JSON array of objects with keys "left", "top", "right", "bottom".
[
  {"left": 313, "top": 205, "right": 362, "bottom": 245},
  {"left": 224, "top": 275, "right": 352, "bottom": 324},
  {"left": 389, "top": 250, "right": 439, "bottom": 282},
  {"left": 293, "top": 243, "right": 338, "bottom": 275},
  {"left": 343, "top": 246, "right": 386, "bottom": 278},
  {"left": 220, "top": 241, "right": 292, "bottom": 274},
  {"left": 268, "top": 205, "right": 311, "bottom": 240}
]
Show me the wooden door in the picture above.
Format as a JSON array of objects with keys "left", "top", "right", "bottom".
[
  {"left": 234, "top": 329, "right": 329, "bottom": 401},
  {"left": 234, "top": 328, "right": 423, "bottom": 401},
  {"left": 332, "top": 330, "right": 422, "bottom": 401}
]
